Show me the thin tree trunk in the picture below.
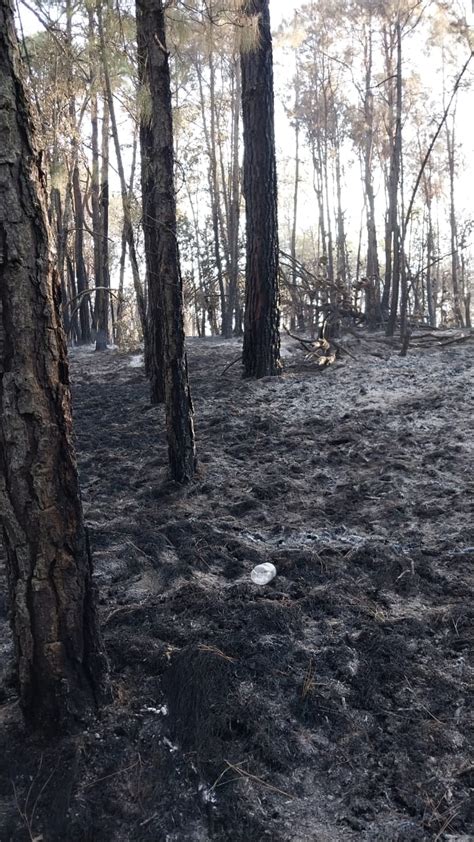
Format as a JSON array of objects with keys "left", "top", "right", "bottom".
[
  {"left": 386, "top": 21, "right": 402, "bottom": 337},
  {"left": 136, "top": 0, "right": 196, "bottom": 482},
  {"left": 291, "top": 44, "right": 301, "bottom": 328},
  {"left": 72, "top": 164, "right": 91, "bottom": 343},
  {"left": 97, "top": 1, "right": 148, "bottom": 350},
  {"left": 322, "top": 92, "right": 334, "bottom": 295},
  {"left": 426, "top": 215, "right": 436, "bottom": 327},
  {"left": 227, "top": 56, "right": 241, "bottom": 335},
  {"left": 89, "top": 9, "right": 105, "bottom": 350},
  {"left": 420, "top": 149, "right": 436, "bottom": 327},
  {"left": 312, "top": 140, "right": 327, "bottom": 272},
  {"left": 116, "top": 128, "right": 137, "bottom": 346},
  {"left": 99, "top": 93, "right": 111, "bottom": 344},
  {"left": 51, "top": 186, "right": 69, "bottom": 334},
  {"left": 67, "top": 0, "right": 90, "bottom": 344},
  {"left": 67, "top": 253, "right": 80, "bottom": 342},
  {"left": 137, "top": 22, "right": 164, "bottom": 399},
  {"left": 334, "top": 128, "right": 347, "bottom": 286},
  {"left": 446, "top": 115, "right": 463, "bottom": 326},
  {"left": 196, "top": 52, "right": 227, "bottom": 336},
  {"left": 381, "top": 24, "right": 395, "bottom": 317},
  {"left": 462, "top": 252, "right": 471, "bottom": 327},
  {"left": 363, "top": 23, "right": 380, "bottom": 327}
]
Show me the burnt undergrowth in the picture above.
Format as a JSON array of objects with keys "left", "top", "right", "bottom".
[{"left": 0, "top": 336, "right": 472, "bottom": 841}]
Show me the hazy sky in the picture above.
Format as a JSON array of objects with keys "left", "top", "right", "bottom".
[{"left": 271, "top": 0, "right": 301, "bottom": 26}]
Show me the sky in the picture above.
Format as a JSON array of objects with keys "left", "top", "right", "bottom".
[{"left": 271, "top": 0, "right": 301, "bottom": 25}]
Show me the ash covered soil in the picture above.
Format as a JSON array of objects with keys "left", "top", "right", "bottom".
[{"left": 0, "top": 334, "right": 473, "bottom": 841}]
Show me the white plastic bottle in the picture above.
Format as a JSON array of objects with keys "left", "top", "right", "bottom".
[{"left": 251, "top": 562, "right": 277, "bottom": 585}]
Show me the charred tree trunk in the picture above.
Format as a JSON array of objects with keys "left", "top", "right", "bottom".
[
  {"left": 89, "top": 11, "right": 106, "bottom": 351},
  {"left": 426, "top": 224, "right": 436, "bottom": 327},
  {"left": 381, "top": 24, "right": 395, "bottom": 318},
  {"left": 421, "top": 156, "right": 436, "bottom": 327},
  {"left": 72, "top": 164, "right": 91, "bottom": 343},
  {"left": 227, "top": 56, "right": 241, "bottom": 335},
  {"left": 99, "top": 93, "right": 111, "bottom": 345},
  {"left": 290, "top": 44, "right": 301, "bottom": 328},
  {"left": 66, "top": 0, "right": 90, "bottom": 345},
  {"left": 334, "top": 129, "right": 347, "bottom": 287},
  {"left": 136, "top": 11, "right": 164, "bottom": 400},
  {"left": 62, "top": 181, "right": 77, "bottom": 341},
  {"left": 0, "top": 0, "right": 108, "bottom": 731},
  {"left": 446, "top": 116, "right": 463, "bottom": 327},
  {"left": 116, "top": 128, "right": 137, "bottom": 346},
  {"left": 67, "top": 253, "right": 80, "bottom": 342},
  {"left": 136, "top": 0, "right": 196, "bottom": 482},
  {"left": 50, "top": 186, "right": 69, "bottom": 334},
  {"left": 363, "top": 24, "right": 381, "bottom": 327},
  {"left": 312, "top": 139, "right": 327, "bottom": 276},
  {"left": 322, "top": 82, "right": 334, "bottom": 297},
  {"left": 240, "top": 0, "right": 281, "bottom": 378},
  {"left": 461, "top": 253, "right": 471, "bottom": 327},
  {"left": 386, "top": 21, "right": 402, "bottom": 338}
]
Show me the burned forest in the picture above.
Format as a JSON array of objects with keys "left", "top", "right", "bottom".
[{"left": 0, "top": 0, "right": 473, "bottom": 840}]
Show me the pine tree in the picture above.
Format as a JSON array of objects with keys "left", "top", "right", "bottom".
[
  {"left": 240, "top": 0, "right": 281, "bottom": 378},
  {"left": 136, "top": 0, "right": 196, "bottom": 482},
  {"left": 0, "top": 0, "right": 108, "bottom": 731}
]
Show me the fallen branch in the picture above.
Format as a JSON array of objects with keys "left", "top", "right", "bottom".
[
  {"left": 332, "top": 339, "right": 357, "bottom": 360},
  {"left": 438, "top": 333, "right": 473, "bottom": 347},
  {"left": 285, "top": 326, "right": 357, "bottom": 362},
  {"left": 410, "top": 330, "right": 469, "bottom": 344},
  {"left": 220, "top": 355, "right": 242, "bottom": 376},
  {"left": 284, "top": 325, "right": 315, "bottom": 352}
]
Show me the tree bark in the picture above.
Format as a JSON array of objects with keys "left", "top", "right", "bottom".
[
  {"left": 136, "top": 11, "right": 164, "bottom": 400},
  {"left": 227, "top": 56, "right": 241, "bottom": 335},
  {"left": 66, "top": 0, "right": 90, "bottom": 344},
  {"left": 72, "top": 163, "right": 91, "bottom": 343},
  {"left": 50, "top": 186, "right": 69, "bottom": 334},
  {"left": 446, "top": 116, "right": 463, "bottom": 326},
  {"left": 291, "top": 44, "right": 301, "bottom": 328},
  {"left": 136, "top": 0, "right": 196, "bottom": 482},
  {"left": 99, "top": 92, "right": 111, "bottom": 345},
  {"left": 362, "top": 23, "right": 381, "bottom": 327},
  {"left": 240, "top": 0, "right": 281, "bottom": 378},
  {"left": 334, "top": 122, "right": 347, "bottom": 287},
  {"left": 89, "top": 9, "right": 106, "bottom": 351},
  {"left": 0, "top": 0, "right": 108, "bottom": 731},
  {"left": 386, "top": 21, "right": 402, "bottom": 337},
  {"left": 381, "top": 23, "right": 395, "bottom": 318}
]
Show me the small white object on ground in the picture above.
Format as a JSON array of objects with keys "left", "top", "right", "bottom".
[
  {"left": 129, "top": 354, "right": 144, "bottom": 368},
  {"left": 251, "top": 562, "right": 277, "bottom": 585}
]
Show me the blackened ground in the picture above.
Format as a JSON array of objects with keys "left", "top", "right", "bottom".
[{"left": 0, "top": 334, "right": 472, "bottom": 841}]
